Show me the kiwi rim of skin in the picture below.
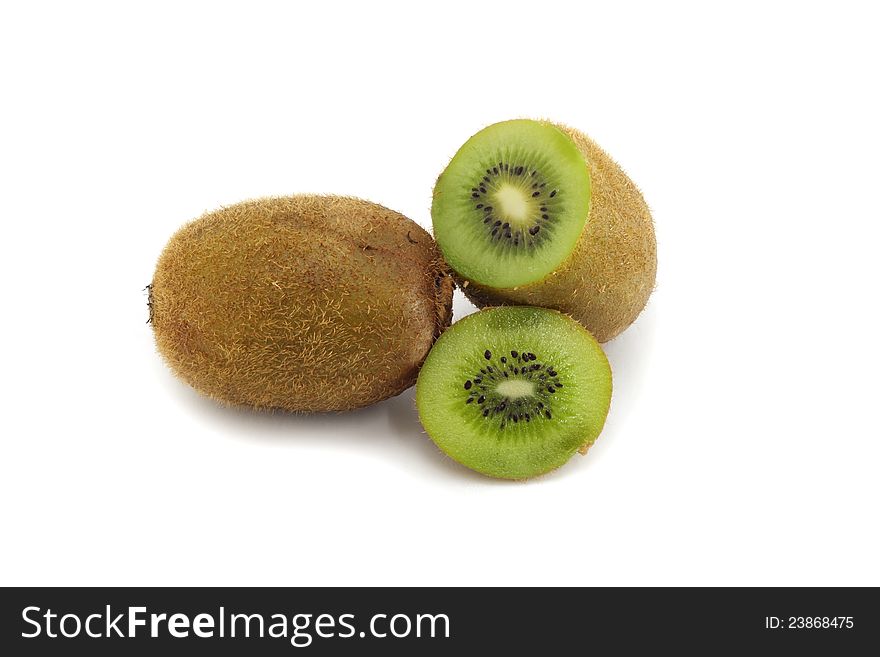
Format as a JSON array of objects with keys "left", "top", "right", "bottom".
[
  {"left": 432, "top": 119, "right": 591, "bottom": 289},
  {"left": 416, "top": 306, "right": 612, "bottom": 480}
]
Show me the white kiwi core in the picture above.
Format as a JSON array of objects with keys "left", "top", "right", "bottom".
[
  {"left": 495, "top": 379, "right": 535, "bottom": 400},
  {"left": 493, "top": 184, "right": 532, "bottom": 226}
]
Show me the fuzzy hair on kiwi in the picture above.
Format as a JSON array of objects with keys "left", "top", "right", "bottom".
[
  {"left": 150, "top": 195, "right": 454, "bottom": 412},
  {"left": 432, "top": 119, "right": 656, "bottom": 343}
]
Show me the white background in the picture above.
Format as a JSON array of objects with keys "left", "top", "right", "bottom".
[{"left": 2, "top": 1, "right": 878, "bottom": 586}]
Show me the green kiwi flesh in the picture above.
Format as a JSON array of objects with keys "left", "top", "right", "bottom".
[
  {"left": 416, "top": 306, "right": 612, "bottom": 480},
  {"left": 151, "top": 195, "right": 454, "bottom": 412},
  {"left": 432, "top": 119, "right": 590, "bottom": 288},
  {"left": 432, "top": 119, "right": 656, "bottom": 342}
]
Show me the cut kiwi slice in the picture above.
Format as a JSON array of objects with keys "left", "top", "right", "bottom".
[
  {"left": 432, "top": 119, "right": 591, "bottom": 288},
  {"left": 416, "top": 306, "right": 611, "bottom": 480},
  {"left": 433, "top": 119, "right": 656, "bottom": 343}
]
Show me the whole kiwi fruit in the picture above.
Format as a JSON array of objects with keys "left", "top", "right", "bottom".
[
  {"left": 150, "top": 195, "right": 454, "bottom": 411},
  {"left": 432, "top": 119, "right": 656, "bottom": 342}
]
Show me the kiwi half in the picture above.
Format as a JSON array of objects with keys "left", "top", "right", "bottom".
[
  {"left": 416, "top": 306, "right": 612, "bottom": 480},
  {"left": 432, "top": 119, "right": 656, "bottom": 342},
  {"left": 151, "top": 195, "right": 454, "bottom": 412}
]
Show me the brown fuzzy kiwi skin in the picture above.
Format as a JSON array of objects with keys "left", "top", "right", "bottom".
[
  {"left": 455, "top": 123, "right": 656, "bottom": 343},
  {"left": 150, "top": 195, "right": 454, "bottom": 412}
]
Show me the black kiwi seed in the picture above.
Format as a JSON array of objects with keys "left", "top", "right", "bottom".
[
  {"left": 458, "top": 347, "right": 563, "bottom": 429},
  {"left": 469, "top": 162, "right": 559, "bottom": 247}
]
